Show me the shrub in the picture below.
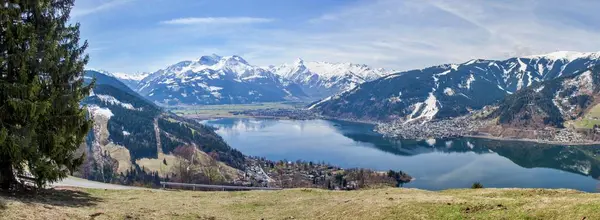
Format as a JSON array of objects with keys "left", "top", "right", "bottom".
[{"left": 471, "top": 182, "right": 484, "bottom": 189}]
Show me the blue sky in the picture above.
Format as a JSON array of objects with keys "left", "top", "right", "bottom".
[{"left": 72, "top": 0, "right": 600, "bottom": 73}]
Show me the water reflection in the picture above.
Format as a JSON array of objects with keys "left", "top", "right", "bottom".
[{"left": 204, "top": 118, "right": 600, "bottom": 191}]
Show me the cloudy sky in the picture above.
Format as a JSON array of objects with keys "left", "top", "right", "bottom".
[{"left": 72, "top": 0, "right": 600, "bottom": 73}]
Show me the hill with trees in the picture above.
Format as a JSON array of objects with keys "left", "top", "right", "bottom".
[
  {"left": 79, "top": 71, "right": 247, "bottom": 186},
  {"left": 484, "top": 66, "right": 600, "bottom": 133}
]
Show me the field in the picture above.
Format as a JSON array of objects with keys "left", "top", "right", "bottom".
[
  {"left": 568, "top": 104, "right": 600, "bottom": 129},
  {"left": 3, "top": 187, "right": 600, "bottom": 219},
  {"left": 135, "top": 151, "right": 240, "bottom": 179},
  {"left": 167, "top": 102, "right": 303, "bottom": 118}
]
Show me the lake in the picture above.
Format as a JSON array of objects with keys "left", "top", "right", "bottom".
[{"left": 203, "top": 118, "right": 600, "bottom": 192}]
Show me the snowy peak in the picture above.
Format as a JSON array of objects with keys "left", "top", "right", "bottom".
[
  {"left": 110, "top": 72, "right": 150, "bottom": 81},
  {"left": 136, "top": 54, "right": 307, "bottom": 105},
  {"left": 525, "top": 51, "right": 600, "bottom": 62},
  {"left": 154, "top": 54, "right": 259, "bottom": 79},
  {"left": 197, "top": 54, "right": 222, "bottom": 65},
  {"left": 222, "top": 55, "right": 250, "bottom": 66},
  {"left": 271, "top": 59, "right": 394, "bottom": 97}
]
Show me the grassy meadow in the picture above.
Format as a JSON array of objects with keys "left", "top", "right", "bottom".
[{"left": 2, "top": 187, "right": 600, "bottom": 219}]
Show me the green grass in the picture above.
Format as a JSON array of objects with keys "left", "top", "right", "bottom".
[
  {"left": 568, "top": 104, "right": 600, "bottom": 129},
  {"left": 167, "top": 102, "right": 302, "bottom": 117},
  {"left": 3, "top": 187, "right": 600, "bottom": 219}
]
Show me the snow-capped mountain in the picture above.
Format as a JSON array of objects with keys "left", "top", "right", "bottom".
[
  {"left": 136, "top": 54, "right": 306, "bottom": 105},
  {"left": 490, "top": 66, "right": 600, "bottom": 129},
  {"left": 270, "top": 58, "right": 394, "bottom": 98},
  {"left": 311, "top": 51, "right": 600, "bottom": 122},
  {"left": 86, "top": 69, "right": 149, "bottom": 90},
  {"left": 110, "top": 72, "right": 150, "bottom": 90}
]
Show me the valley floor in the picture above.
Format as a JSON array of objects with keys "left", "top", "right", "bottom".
[{"left": 2, "top": 187, "right": 600, "bottom": 219}]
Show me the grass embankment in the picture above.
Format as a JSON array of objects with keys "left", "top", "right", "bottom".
[{"left": 2, "top": 187, "right": 600, "bottom": 219}]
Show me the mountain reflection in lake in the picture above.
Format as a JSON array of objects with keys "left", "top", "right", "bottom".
[{"left": 203, "top": 118, "right": 600, "bottom": 192}]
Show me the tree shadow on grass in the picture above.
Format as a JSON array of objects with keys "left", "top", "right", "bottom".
[
  {"left": 0, "top": 199, "right": 6, "bottom": 210},
  {"left": 0, "top": 188, "right": 102, "bottom": 208}
]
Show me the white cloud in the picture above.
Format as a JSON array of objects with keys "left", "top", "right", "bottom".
[
  {"left": 160, "top": 17, "right": 274, "bottom": 25},
  {"left": 232, "top": 0, "right": 600, "bottom": 70},
  {"left": 72, "top": 0, "right": 134, "bottom": 18},
  {"left": 83, "top": 0, "right": 600, "bottom": 74}
]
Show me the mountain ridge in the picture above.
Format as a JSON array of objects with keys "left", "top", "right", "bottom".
[
  {"left": 135, "top": 55, "right": 307, "bottom": 105},
  {"left": 108, "top": 55, "right": 393, "bottom": 103},
  {"left": 270, "top": 58, "right": 394, "bottom": 98},
  {"left": 311, "top": 51, "right": 600, "bottom": 122}
]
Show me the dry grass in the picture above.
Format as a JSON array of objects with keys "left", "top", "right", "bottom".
[
  {"left": 135, "top": 153, "right": 180, "bottom": 177},
  {"left": 102, "top": 143, "right": 132, "bottom": 174},
  {"left": 3, "top": 187, "right": 600, "bottom": 219},
  {"left": 135, "top": 151, "right": 240, "bottom": 180}
]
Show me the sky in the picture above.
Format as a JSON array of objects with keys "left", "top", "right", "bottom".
[{"left": 71, "top": 0, "right": 600, "bottom": 74}]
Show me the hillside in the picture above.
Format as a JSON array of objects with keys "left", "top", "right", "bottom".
[
  {"left": 80, "top": 71, "right": 246, "bottom": 185},
  {"left": 3, "top": 187, "right": 600, "bottom": 219},
  {"left": 84, "top": 70, "right": 144, "bottom": 100},
  {"left": 480, "top": 66, "right": 600, "bottom": 141},
  {"left": 489, "top": 67, "right": 600, "bottom": 128},
  {"left": 311, "top": 51, "right": 600, "bottom": 122}
]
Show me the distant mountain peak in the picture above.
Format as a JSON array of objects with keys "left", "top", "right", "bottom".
[
  {"left": 223, "top": 55, "right": 249, "bottom": 65},
  {"left": 198, "top": 54, "right": 222, "bottom": 65},
  {"left": 524, "top": 51, "right": 600, "bottom": 61},
  {"left": 271, "top": 59, "right": 392, "bottom": 98},
  {"left": 135, "top": 54, "right": 307, "bottom": 105}
]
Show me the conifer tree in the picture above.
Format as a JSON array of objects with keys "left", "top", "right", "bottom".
[{"left": 0, "top": 0, "right": 92, "bottom": 190}]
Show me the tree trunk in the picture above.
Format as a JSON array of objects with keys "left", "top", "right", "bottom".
[{"left": 0, "top": 161, "right": 15, "bottom": 190}]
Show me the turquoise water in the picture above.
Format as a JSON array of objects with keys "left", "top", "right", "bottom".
[{"left": 204, "top": 118, "right": 600, "bottom": 192}]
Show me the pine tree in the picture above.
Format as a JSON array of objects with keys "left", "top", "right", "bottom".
[{"left": 0, "top": 0, "right": 92, "bottom": 190}]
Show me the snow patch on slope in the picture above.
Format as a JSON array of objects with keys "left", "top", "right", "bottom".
[
  {"left": 525, "top": 51, "right": 600, "bottom": 62},
  {"left": 405, "top": 93, "right": 440, "bottom": 124},
  {"left": 93, "top": 94, "right": 140, "bottom": 110},
  {"left": 87, "top": 105, "right": 114, "bottom": 119}
]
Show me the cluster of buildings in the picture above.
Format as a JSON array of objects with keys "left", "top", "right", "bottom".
[{"left": 376, "top": 116, "right": 489, "bottom": 140}]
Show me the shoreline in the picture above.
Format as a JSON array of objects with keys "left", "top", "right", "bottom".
[
  {"left": 182, "top": 114, "right": 292, "bottom": 120},
  {"left": 183, "top": 113, "right": 600, "bottom": 146},
  {"left": 319, "top": 116, "right": 379, "bottom": 125},
  {"left": 181, "top": 113, "right": 381, "bottom": 125},
  {"left": 464, "top": 134, "right": 600, "bottom": 146}
]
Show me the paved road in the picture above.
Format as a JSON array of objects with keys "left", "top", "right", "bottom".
[{"left": 51, "top": 177, "right": 145, "bottom": 190}]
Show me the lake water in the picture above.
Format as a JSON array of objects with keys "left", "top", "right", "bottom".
[{"left": 203, "top": 118, "right": 600, "bottom": 192}]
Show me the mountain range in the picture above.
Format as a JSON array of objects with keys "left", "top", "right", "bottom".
[
  {"left": 311, "top": 51, "right": 600, "bottom": 122},
  {"left": 269, "top": 58, "right": 393, "bottom": 98},
  {"left": 135, "top": 55, "right": 308, "bottom": 105},
  {"left": 107, "top": 55, "right": 390, "bottom": 105}
]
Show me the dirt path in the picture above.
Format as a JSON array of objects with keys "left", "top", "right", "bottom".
[
  {"left": 51, "top": 177, "right": 145, "bottom": 190},
  {"left": 154, "top": 117, "right": 162, "bottom": 154}
]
